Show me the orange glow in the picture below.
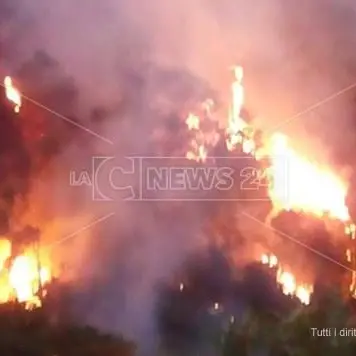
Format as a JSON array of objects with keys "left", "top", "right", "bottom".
[
  {"left": 226, "top": 66, "right": 251, "bottom": 153},
  {"left": 261, "top": 253, "right": 313, "bottom": 305},
  {"left": 185, "top": 111, "right": 207, "bottom": 162},
  {"left": 266, "top": 133, "right": 349, "bottom": 221},
  {"left": 181, "top": 65, "right": 353, "bottom": 300},
  {"left": 0, "top": 238, "right": 51, "bottom": 309},
  {"left": 345, "top": 223, "right": 356, "bottom": 239},
  {"left": 182, "top": 64, "right": 352, "bottom": 300},
  {"left": 261, "top": 253, "right": 278, "bottom": 267},
  {"left": 184, "top": 101, "right": 220, "bottom": 163},
  {"left": 225, "top": 66, "right": 350, "bottom": 221},
  {"left": 347, "top": 249, "right": 352, "bottom": 263},
  {"left": 4, "top": 76, "right": 22, "bottom": 113}
]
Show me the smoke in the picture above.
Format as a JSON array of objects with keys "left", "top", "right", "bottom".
[
  {"left": 2, "top": 0, "right": 355, "bottom": 136},
  {"left": 2, "top": 0, "right": 356, "bottom": 353},
  {"left": 0, "top": 101, "right": 30, "bottom": 234}
]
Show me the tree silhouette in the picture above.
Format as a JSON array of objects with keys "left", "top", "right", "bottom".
[
  {"left": 221, "top": 288, "right": 356, "bottom": 356},
  {"left": 0, "top": 303, "right": 136, "bottom": 356}
]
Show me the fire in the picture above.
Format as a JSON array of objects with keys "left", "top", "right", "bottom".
[
  {"left": 185, "top": 100, "right": 219, "bottom": 163},
  {"left": 345, "top": 223, "right": 356, "bottom": 238},
  {"left": 261, "top": 253, "right": 278, "bottom": 267},
  {"left": 186, "top": 141, "right": 208, "bottom": 163},
  {"left": 186, "top": 113, "right": 200, "bottom": 130},
  {"left": 1, "top": 67, "right": 352, "bottom": 310},
  {"left": 266, "top": 133, "right": 349, "bottom": 221},
  {"left": 4, "top": 76, "right": 22, "bottom": 113},
  {"left": 0, "top": 238, "right": 51, "bottom": 309},
  {"left": 225, "top": 66, "right": 350, "bottom": 222},
  {"left": 226, "top": 66, "right": 251, "bottom": 153},
  {"left": 185, "top": 112, "right": 207, "bottom": 162},
  {"left": 261, "top": 254, "right": 313, "bottom": 305},
  {"left": 181, "top": 65, "right": 353, "bottom": 301}
]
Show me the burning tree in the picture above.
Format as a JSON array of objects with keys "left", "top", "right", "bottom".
[{"left": 0, "top": 49, "right": 85, "bottom": 311}]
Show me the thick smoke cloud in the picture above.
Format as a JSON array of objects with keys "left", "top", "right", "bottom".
[
  {"left": 6, "top": 0, "right": 356, "bottom": 149},
  {"left": 2, "top": 0, "right": 356, "bottom": 354}
]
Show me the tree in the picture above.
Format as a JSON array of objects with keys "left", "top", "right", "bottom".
[
  {"left": 0, "top": 303, "right": 136, "bottom": 356},
  {"left": 221, "top": 288, "right": 356, "bottom": 356}
]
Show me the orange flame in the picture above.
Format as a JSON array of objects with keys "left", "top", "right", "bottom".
[
  {"left": 182, "top": 64, "right": 353, "bottom": 300},
  {"left": 185, "top": 101, "right": 219, "bottom": 162},
  {"left": 4, "top": 76, "right": 22, "bottom": 113},
  {"left": 0, "top": 238, "right": 51, "bottom": 309},
  {"left": 266, "top": 133, "right": 349, "bottom": 221},
  {"left": 226, "top": 66, "right": 251, "bottom": 153},
  {"left": 261, "top": 253, "right": 313, "bottom": 305},
  {"left": 225, "top": 66, "right": 350, "bottom": 221}
]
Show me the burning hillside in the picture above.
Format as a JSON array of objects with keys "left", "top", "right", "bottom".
[
  {"left": 1, "top": 62, "right": 354, "bottom": 313},
  {"left": 4, "top": 1, "right": 356, "bottom": 355},
  {"left": 186, "top": 65, "right": 350, "bottom": 221},
  {"left": 0, "top": 57, "right": 82, "bottom": 311},
  {"left": 1, "top": 52, "right": 356, "bottom": 356},
  {"left": 183, "top": 64, "right": 355, "bottom": 305}
]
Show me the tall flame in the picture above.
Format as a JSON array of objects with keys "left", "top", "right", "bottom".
[
  {"left": 226, "top": 66, "right": 253, "bottom": 154},
  {"left": 4, "top": 76, "right": 22, "bottom": 113}
]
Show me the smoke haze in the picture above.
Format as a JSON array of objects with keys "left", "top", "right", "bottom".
[{"left": 2, "top": 0, "right": 356, "bottom": 353}]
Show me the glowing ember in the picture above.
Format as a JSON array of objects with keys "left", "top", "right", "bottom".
[
  {"left": 4, "top": 76, "right": 22, "bottom": 113},
  {"left": 350, "top": 273, "right": 356, "bottom": 294},
  {"left": 0, "top": 238, "right": 51, "bottom": 309},
  {"left": 261, "top": 253, "right": 278, "bottom": 267},
  {"left": 347, "top": 249, "right": 352, "bottom": 263},
  {"left": 345, "top": 223, "right": 356, "bottom": 296},
  {"left": 345, "top": 223, "right": 356, "bottom": 238},
  {"left": 186, "top": 142, "right": 207, "bottom": 162}
]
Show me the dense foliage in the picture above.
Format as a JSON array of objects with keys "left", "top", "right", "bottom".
[
  {"left": 0, "top": 303, "right": 136, "bottom": 356},
  {"left": 222, "top": 289, "right": 356, "bottom": 356}
]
